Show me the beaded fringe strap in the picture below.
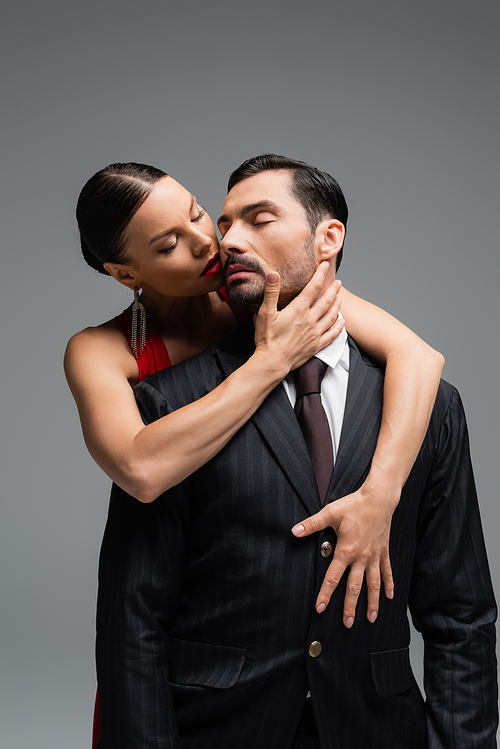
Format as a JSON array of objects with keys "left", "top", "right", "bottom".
[{"left": 131, "top": 288, "right": 146, "bottom": 359}]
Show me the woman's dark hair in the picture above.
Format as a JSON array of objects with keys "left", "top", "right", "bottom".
[
  {"left": 228, "top": 154, "right": 348, "bottom": 270},
  {"left": 77, "top": 162, "right": 168, "bottom": 275}
]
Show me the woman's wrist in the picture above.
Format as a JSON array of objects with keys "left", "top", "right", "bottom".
[
  {"left": 249, "top": 345, "right": 291, "bottom": 385},
  {"left": 359, "top": 467, "right": 403, "bottom": 512}
]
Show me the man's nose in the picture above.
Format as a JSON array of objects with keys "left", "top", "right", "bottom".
[{"left": 219, "top": 226, "right": 246, "bottom": 260}]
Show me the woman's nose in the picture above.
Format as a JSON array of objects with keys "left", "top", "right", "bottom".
[{"left": 192, "top": 228, "right": 213, "bottom": 256}]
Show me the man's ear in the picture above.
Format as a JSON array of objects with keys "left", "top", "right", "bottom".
[
  {"left": 316, "top": 219, "right": 345, "bottom": 264},
  {"left": 103, "top": 262, "right": 140, "bottom": 291}
]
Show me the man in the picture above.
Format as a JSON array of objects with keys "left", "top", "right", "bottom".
[{"left": 99, "top": 155, "right": 497, "bottom": 747}]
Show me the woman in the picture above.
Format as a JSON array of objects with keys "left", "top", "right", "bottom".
[{"left": 64, "top": 162, "right": 444, "bottom": 744}]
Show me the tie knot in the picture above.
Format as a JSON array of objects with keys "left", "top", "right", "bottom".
[{"left": 294, "top": 357, "right": 328, "bottom": 398}]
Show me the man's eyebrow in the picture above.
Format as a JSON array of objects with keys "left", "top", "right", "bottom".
[
  {"left": 149, "top": 194, "right": 196, "bottom": 245},
  {"left": 217, "top": 200, "right": 280, "bottom": 228}
]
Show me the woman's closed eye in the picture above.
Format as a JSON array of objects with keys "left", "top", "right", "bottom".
[
  {"left": 159, "top": 238, "right": 178, "bottom": 254},
  {"left": 159, "top": 210, "right": 206, "bottom": 253}
]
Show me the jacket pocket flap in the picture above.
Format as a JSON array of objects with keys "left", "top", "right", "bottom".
[
  {"left": 169, "top": 638, "right": 247, "bottom": 689},
  {"left": 370, "top": 646, "right": 413, "bottom": 697}
]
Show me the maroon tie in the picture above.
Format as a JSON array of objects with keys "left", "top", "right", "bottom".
[{"left": 294, "top": 358, "right": 334, "bottom": 504}]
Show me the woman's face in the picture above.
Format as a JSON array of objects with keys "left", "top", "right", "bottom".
[{"left": 118, "top": 176, "right": 222, "bottom": 298}]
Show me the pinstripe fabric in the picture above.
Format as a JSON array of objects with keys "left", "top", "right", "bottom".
[{"left": 96, "top": 321, "right": 497, "bottom": 748}]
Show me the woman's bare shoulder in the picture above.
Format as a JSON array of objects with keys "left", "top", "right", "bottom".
[{"left": 64, "top": 319, "right": 138, "bottom": 386}]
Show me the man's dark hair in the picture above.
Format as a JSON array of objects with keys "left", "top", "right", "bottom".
[{"left": 227, "top": 154, "right": 348, "bottom": 270}]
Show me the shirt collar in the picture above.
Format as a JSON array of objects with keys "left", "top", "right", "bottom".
[{"left": 314, "top": 323, "right": 348, "bottom": 371}]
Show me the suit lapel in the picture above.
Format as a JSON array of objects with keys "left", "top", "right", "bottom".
[
  {"left": 327, "top": 338, "right": 384, "bottom": 502},
  {"left": 215, "top": 323, "right": 321, "bottom": 516}
]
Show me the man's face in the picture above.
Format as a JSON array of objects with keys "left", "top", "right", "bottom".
[{"left": 218, "top": 170, "right": 318, "bottom": 310}]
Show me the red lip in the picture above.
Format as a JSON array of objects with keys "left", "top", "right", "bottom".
[{"left": 201, "top": 253, "right": 222, "bottom": 277}]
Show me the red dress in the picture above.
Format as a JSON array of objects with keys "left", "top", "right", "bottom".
[{"left": 92, "top": 293, "right": 249, "bottom": 747}]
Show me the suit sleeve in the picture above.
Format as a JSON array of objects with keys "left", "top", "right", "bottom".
[
  {"left": 409, "top": 386, "right": 498, "bottom": 748},
  {"left": 97, "top": 381, "right": 186, "bottom": 748}
]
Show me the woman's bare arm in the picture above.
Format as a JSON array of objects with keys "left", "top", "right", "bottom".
[
  {"left": 292, "top": 287, "right": 445, "bottom": 625},
  {"left": 64, "top": 264, "right": 343, "bottom": 503}
]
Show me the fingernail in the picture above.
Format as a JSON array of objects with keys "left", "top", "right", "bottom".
[
  {"left": 292, "top": 524, "right": 305, "bottom": 536},
  {"left": 317, "top": 602, "right": 326, "bottom": 613},
  {"left": 388, "top": 590, "right": 394, "bottom": 600},
  {"left": 323, "top": 261, "right": 330, "bottom": 268},
  {"left": 267, "top": 272, "right": 279, "bottom": 284},
  {"left": 369, "top": 610, "right": 378, "bottom": 623},
  {"left": 345, "top": 617, "right": 354, "bottom": 629},
  {"left": 337, "top": 279, "right": 342, "bottom": 287}
]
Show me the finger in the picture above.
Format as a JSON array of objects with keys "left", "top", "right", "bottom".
[
  {"left": 291, "top": 505, "right": 338, "bottom": 537},
  {"left": 316, "top": 293, "right": 342, "bottom": 332},
  {"left": 257, "top": 272, "right": 281, "bottom": 316},
  {"left": 315, "top": 555, "right": 350, "bottom": 613},
  {"left": 308, "top": 278, "right": 342, "bottom": 319},
  {"left": 380, "top": 549, "right": 395, "bottom": 600},
  {"left": 341, "top": 564, "right": 366, "bottom": 627},
  {"left": 317, "top": 314, "right": 346, "bottom": 350},
  {"left": 289, "top": 261, "right": 330, "bottom": 310},
  {"left": 365, "top": 561, "right": 382, "bottom": 623}
]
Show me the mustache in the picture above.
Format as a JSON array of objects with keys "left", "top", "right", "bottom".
[{"left": 222, "top": 254, "right": 266, "bottom": 281}]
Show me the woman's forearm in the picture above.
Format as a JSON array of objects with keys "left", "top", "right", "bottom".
[
  {"left": 126, "top": 348, "right": 287, "bottom": 501},
  {"left": 364, "top": 345, "right": 444, "bottom": 503},
  {"left": 126, "top": 274, "right": 344, "bottom": 501}
]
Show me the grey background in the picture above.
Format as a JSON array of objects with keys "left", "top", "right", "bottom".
[{"left": 1, "top": 0, "right": 498, "bottom": 745}]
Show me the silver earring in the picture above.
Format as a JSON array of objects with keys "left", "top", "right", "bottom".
[{"left": 131, "top": 287, "right": 146, "bottom": 358}]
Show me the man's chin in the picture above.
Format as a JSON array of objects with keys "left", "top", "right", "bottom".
[
  {"left": 226, "top": 279, "right": 303, "bottom": 311},
  {"left": 225, "top": 278, "right": 265, "bottom": 309}
]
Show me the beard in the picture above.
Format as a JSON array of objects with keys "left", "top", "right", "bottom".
[
  {"left": 223, "top": 255, "right": 268, "bottom": 308},
  {"left": 224, "top": 236, "right": 317, "bottom": 311}
]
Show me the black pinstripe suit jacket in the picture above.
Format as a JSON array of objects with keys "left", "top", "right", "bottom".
[{"left": 96, "top": 322, "right": 498, "bottom": 748}]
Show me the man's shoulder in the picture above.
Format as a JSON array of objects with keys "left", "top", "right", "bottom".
[
  {"left": 435, "top": 378, "right": 456, "bottom": 412},
  {"left": 136, "top": 319, "right": 255, "bottom": 406},
  {"left": 350, "top": 337, "right": 462, "bottom": 434},
  {"left": 431, "top": 379, "right": 465, "bottom": 435}
]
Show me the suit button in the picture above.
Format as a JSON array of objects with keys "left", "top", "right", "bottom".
[
  {"left": 320, "top": 541, "right": 333, "bottom": 558},
  {"left": 309, "top": 641, "right": 323, "bottom": 658}
]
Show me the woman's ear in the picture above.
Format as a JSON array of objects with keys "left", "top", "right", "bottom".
[
  {"left": 103, "top": 262, "right": 139, "bottom": 291},
  {"left": 317, "top": 219, "right": 345, "bottom": 264}
]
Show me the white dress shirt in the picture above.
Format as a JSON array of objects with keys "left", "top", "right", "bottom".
[{"left": 282, "top": 325, "right": 350, "bottom": 458}]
